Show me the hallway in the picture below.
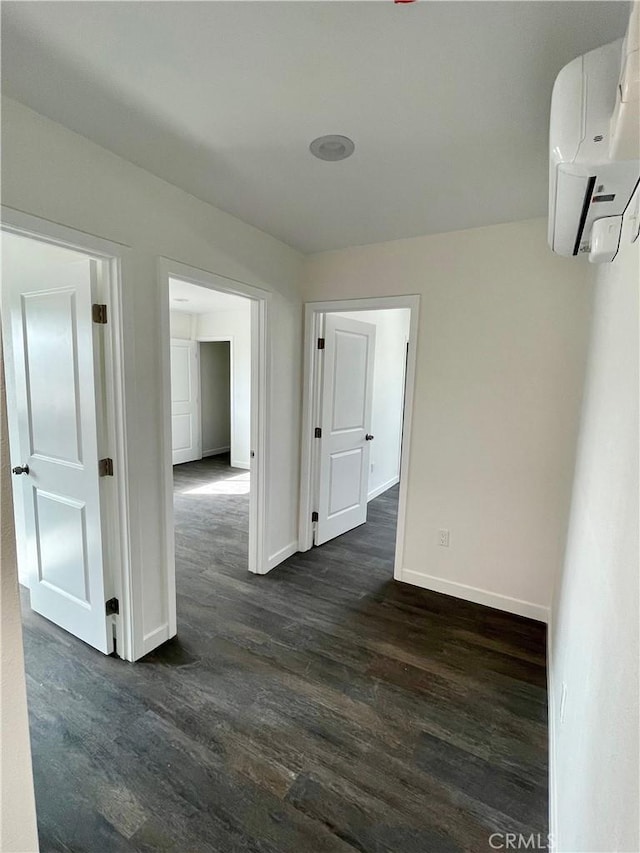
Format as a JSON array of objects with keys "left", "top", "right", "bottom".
[{"left": 21, "top": 456, "right": 548, "bottom": 852}]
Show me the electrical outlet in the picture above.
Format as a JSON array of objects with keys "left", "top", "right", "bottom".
[
  {"left": 438, "top": 529, "right": 450, "bottom": 547},
  {"left": 560, "top": 682, "right": 568, "bottom": 724}
]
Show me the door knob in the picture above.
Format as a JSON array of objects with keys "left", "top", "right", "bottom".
[
  {"left": 12, "top": 464, "right": 29, "bottom": 475},
  {"left": 365, "top": 434, "right": 374, "bottom": 441}
]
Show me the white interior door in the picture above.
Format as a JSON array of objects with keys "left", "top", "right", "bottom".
[
  {"left": 316, "top": 314, "right": 376, "bottom": 545},
  {"left": 5, "top": 256, "right": 113, "bottom": 653},
  {"left": 170, "top": 339, "right": 201, "bottom": 465}
]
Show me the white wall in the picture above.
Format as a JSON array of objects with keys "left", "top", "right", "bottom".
[
  {"left": 0, "top": 337, "right": 39, "bottom": 853},
  {"left": 196, "top": 307, "right": 251, "bottom": 469},
  {"left": 1, "top": 96, "right": 304, "bottom": 657},
  {"left": 303, "top": 218, "right": 593, "bottom": 620},
  {"left": 200, "top": 341, "right": 231, "bottom": 456},
  {"left": 169, "top": 310, "right": 192, "bottom": 340},
  {"left": 549, "top": 231, "right": 639, "bottom": 851},
  {"left": 334, "top": 308, "right": 411, "bottom": 500}
]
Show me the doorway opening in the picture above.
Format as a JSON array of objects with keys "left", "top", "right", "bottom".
[
  {"left": 168, "top": 279, "right": 252, "bottom": 580},
  {"left": 158, "top": 259, "right": 270, "bottom": 638},
  {"left": 169, "top": 278, "right": 252, "bottom": 471},
  {"left": 1, "top": 212, "right": 133, "bottom": 659},
  {"left": 299, "top": 296, "right": 419, "bottom": 579}
]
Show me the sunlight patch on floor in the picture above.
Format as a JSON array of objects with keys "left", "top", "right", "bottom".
[{"left": 182, "top": 472, "right": 250, "bottom": 496}]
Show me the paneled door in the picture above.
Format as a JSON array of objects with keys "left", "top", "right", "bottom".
[
  {"left": 170, "top": 339, "right": 201, "bottom": 465},
  {"left": 316, "top": 314, "right": 376, "bottom": 545},
  {"left": 6, "top": 257, "right": 112, "bottom": 653}
]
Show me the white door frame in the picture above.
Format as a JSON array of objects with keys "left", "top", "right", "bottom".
[
  {"left": 298, "top": 295, "right": 420, "bottom": 579},
  {"left": 158, "top": 258, "right": 270, "bottom": 579},
  {"left": 0, "top": 206, "right": 136, "bottom": 660}
]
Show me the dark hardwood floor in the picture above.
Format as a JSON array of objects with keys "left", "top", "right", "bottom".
[{"left": 21, "top": 454, "right": 548, "bottom": 853}]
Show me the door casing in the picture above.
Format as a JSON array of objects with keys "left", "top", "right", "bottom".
[
  {"left": 1, "top": 206, "right": 136, "bottom": 660},
  {"left": 298, "top": 295, "right": 420, "bottom": 579}
]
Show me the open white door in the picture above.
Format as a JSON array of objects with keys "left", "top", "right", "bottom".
[
  {"left": 170, "top": 339, "right": 201, "bottom": 465},
  {"left": 5, "top": 257, "right": 113, "bottom": 654},
  {"left": 316, "top": 314, "right": 376, "bottom": 545}
]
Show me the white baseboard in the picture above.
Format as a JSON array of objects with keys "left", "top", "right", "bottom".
[
  {"left": 368, "top": 475, "right": 400, "bottom": 502},
  {"left": 202, "top": 446, "right": 230, "bottom": 458},
  {"left": 399, "top": 568, "right": 550, "bottom": 623},
  {"left": 231, "top": 458, "right": 250, "bottom": 470},
  {"left": 266, "top": 541, "right": 298, "bottom": 572},
  {"left": 547, "top": 615, "right": 558, "bottom": 852}
]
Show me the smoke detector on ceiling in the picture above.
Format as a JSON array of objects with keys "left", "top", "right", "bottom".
[{"left": 309, "top": 135, "right": 355, "bottom": 161}]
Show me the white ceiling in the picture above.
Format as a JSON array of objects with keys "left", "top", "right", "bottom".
[
  {"left": 1, "top": 2, "right": 629, "bottom": 253},
  {"left": 169, "top": 278, "right": 250, "bottom": 314}
]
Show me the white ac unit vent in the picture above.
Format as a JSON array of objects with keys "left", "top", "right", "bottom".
[{"left": 549, "top": 36, "right": 639, "bottom": 263}]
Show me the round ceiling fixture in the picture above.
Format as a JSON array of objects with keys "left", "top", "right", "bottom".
[{"left": 309, "top": 135, "right": 355, "bottom": 162}]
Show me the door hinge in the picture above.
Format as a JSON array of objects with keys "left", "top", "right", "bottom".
[
  {"left": 314, "top": 427, "right": 322, "bottom": 438},
  {"left": 98, "top": 458, "right": 114, "bottom": 477},
  {"left": 317, "top": 337, "right": 325, "bottom": 350},
  {"left": 105, "top": 597, "right": 119, "bottom": 615},
  {"left": 311, "top": 511, "right": 319, "bottom": 522},
  {"left": 92, "top": 303, "right": 108, "bottom": 324}
]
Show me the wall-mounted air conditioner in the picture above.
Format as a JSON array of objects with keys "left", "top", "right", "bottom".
[{"left": 548, "top": 29, "right": 639, "bottom": 264}]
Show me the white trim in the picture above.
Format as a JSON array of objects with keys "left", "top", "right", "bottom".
[
  {"left": 158, "top": 258, "right": 270, "bottom": 594},
  {"left": 0, "top": 206, "right": 137, "bottom": 660},
  {"left": 547, "top": 614, "right": 558, "bottom": 853},
  {"left": 399, "top": 568, "right": 551, "bottom": 623},
  {"left": 299, "top": 309, "right": 325, "bottom": 550},
  {"left": 266, "top": 541, "right": 298, "bottom": 572},
  {"left": 368, "top": 475, "right": 400, "bottom": 502},
  {"left": 298, "top": 295, "right": 420, "bottom": 582},
  {"left": 202, "top": 446, "right": 231, "bottom": 458},
  {"left": 251, "top": 295, "right": 269, "bottom": 574}
]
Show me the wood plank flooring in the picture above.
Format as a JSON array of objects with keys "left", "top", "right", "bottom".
[{"left": 21, "top": 454, "right": 548, "bottom": 853}]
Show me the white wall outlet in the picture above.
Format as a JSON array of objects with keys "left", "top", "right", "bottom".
[
  {"left": 560, "top": 682, "right": 568, "bottom": 724},
  {"left": 438, "top": 528, "right": 450, "bottom": 547}
]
